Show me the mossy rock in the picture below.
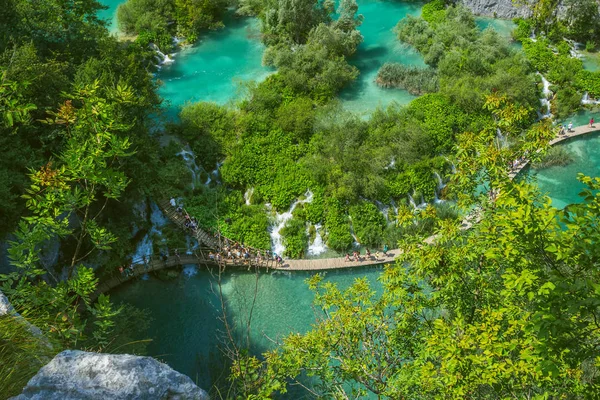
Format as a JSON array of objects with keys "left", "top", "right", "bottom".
[{"left": 152, "top": 268, "right": 181, "bottom": 281}]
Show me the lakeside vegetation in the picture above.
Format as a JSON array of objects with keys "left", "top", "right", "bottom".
[{"left": 1, "top": 0, "right": 600, "bottom": 398}]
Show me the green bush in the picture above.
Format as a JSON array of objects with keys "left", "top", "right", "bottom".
[
  {"left": 421, "top": 0, "right": 446, "bottom": 24},
  {"left": 575, "top": 70, "right": 600, "bottom": 98},
  {"left": 280, "top": 216, "right": 308, "bottom": 258},
  {"left": 375, "top": 63, "right": 439, "bottom": 95},
  {"left": 349, "top": 202, "right": 386, "bottom": 247}
]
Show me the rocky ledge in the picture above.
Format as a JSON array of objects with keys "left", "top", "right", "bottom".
[
  {"left": 12, "top": 350, "right": 209, "bottom": 400},
  {"left": 458, "top": 0, "right": 533, "bottom": 19}
]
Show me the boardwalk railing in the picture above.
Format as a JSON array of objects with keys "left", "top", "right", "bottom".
[{"left": 93, "top": 247, "right": 280, "bottom": 300}]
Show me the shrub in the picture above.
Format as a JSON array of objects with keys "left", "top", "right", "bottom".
[{"left": 375, "top": 63, "right": 439, "bottom": 95}]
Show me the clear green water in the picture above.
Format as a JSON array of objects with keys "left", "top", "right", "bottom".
[
  {"left": 156, "top": 16, "right": 271, "bottom": 116},
  {"left": 340, "top": 0, "right": 424, "bottom": 115},
  {"left": 475, "top": 17, "right": 515, "bottom": 39},
  {"left": 530, "top": 130, "right": 600, "bottom": 209},
  {"left": 111, "top": 265, "right": 384, "bottom": 390},
  {"left": 98, "top": 0, "right": 121, "bottom": 33},
  {"left": 582, "top": 51, "right": 600, "bottom": 72}
]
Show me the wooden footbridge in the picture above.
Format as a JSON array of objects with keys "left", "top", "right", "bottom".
[
  {"left": 509, "top": 122, "right": 600, "bottom": 178},
  {"left": 95, "top": 121, "right": 599, "bottom": 298}
]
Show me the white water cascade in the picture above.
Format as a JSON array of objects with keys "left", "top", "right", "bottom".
[
  {"left": 307, "top": 224, "right": 327, "bottom": 256},
  {"left": 582, "top": 92, "right": 600, "bottom": 105},
  {"left": 433, "top": 172, "right": 446, "bottom": 204},
  {"left": 177, "top": 148, "right": 203, "bottom": 189},
  {"left": 149, "top": 43, "right": 175, "bottom": 68},
  {"left": 537, "top": 74, "right": 553, "bottom": 119},
  {"left": 563, "top": 38, "right": 583, "bottom": 59},
  {"left": 244, "top": 187, "right": 254, "bottom": 205},
  {"left": 132, "top": 202, "right": 169, "bottom": 263},
  {"left": 269, "top": 191, "right": 314, "bottom": 256},
  {"left": 408, "top": 193, "right": 418, "bottom": 210}
]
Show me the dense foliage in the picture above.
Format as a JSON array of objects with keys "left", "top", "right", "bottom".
[
  {"left": 227, "top": 96, "right": 600, "bottom": 399},
  {"left": 375, "top": 63, "right": 439, "bottom": 94},
  {"left": 117, "top": 0, "right": 228, "bottom": 45}
]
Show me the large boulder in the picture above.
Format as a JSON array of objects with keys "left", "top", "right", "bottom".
[
  {"left": 458, "top": 0, "right": 533, "bottom": 19},
  {"left": 12, "top": 350, "right": 209, "bottom": 400}
]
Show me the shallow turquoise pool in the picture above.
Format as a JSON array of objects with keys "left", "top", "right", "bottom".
[
  {"left": 110, "top": 264, "right": 384, "bottom": 391},
  {"left": 155, "top": 15, "right": 271, "bottom": 116},
  {"left": 339, "top": 0, "right": 425, "bottom": 115},
  {"left": 98, "top": 0, "right": 121, "bottom": 33},
  {"left": 529, "top": 130, "right": 600, "bottom": 209}
]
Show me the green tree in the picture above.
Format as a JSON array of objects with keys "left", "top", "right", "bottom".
[{"left": 1, "top": 83, "right": 135, "bottom": 348}]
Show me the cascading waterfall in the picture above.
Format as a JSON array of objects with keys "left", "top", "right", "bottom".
[
  {"left": 582, "top": 92, "right": 600, "bottom": 105},
  {"left": 563, "top": 38, "right": 583, "bottom": 59},
  {"left": 244, "top": 187, "right": 254, "bottom": 205},
  {"left": 270, "top": 191, "right": 314, "bottom": 256},
  {"left": 177, "top": 149, "right": 203, "bottom": 189},
  {"left": 307, "top": 224, "right": 327, "bottom": 256},
  {"left": 496, "top": 128, "right": 509, "bottom": 148},
  {"left": 149, "top": 43, "right": 175, "bottom": 68},
  {"left": 132, "top": 202, "right": 169, "bottom": 265},
  {"left": 433, "top": 171, "right": 446, "bottom": 204},
  {"left": 537, "top": 73, "right": 553, "bottom": 119},
  {"left": 407, "top": 193, "right": 418, "bottom": 210}
]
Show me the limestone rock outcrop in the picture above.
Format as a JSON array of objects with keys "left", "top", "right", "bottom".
[
  {"left": 12, "top": 350, "right": 209, "bottom": 400},
  {"left": 458, "top": 0, "right": 533, "bottom": 19}
]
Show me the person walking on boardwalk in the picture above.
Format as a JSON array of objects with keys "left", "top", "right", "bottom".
[
  {"left": 170, "top": 197, "right": 176, "bottom": 207},
  {"left": 591, "top": 118, "right": 595, "bottom": 128},
  {"left": 345, "top": 253, "right": 350, "bottom": 262},
  {"left": 366, "top": 248, "right": 371, "bottom": 259},
  {"left": 568, "top": 122, "right": 573, "bottom": 132},
  {"left": 383, "top": 244, "right": 389, "bottom": 256}
]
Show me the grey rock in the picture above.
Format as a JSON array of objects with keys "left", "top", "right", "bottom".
[
  {"left": 12, "top": 350, "right": 209, "bottom": 400},
  {"left": 0, "top": 289, "right": 14, "bottom": 316},
  {"left": 458, "top": 0, "right": 533, "bottom": 19}
]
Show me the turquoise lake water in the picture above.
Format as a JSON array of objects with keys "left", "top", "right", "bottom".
[
  {"left": 110, "top": 265, "right": 385, "bottom": 392},
  {"left": 339, "top": 0, "right": 424, "bottom": 115},
  {"left": 529, "top": 130, "right": 600, "bottom": 209},
  {"left": 155, "top": 16, "right": 271, "bottom": 117},
  {"left": 97, "top": 0, "right": 121, "bottom": 33},
  {"left": 99, "top": 0, "right": 523, "bottom": 115}
]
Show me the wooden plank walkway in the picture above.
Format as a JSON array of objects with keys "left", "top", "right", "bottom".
[
  {"left": 95, "top": 122, "right": 599, "bottom": 296},
  {"left": 509, "top": 123, "right": 600, "bottom": 179}
]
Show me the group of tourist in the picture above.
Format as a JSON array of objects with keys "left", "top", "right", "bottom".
[
  {"left": 344, "top": 245, "right": 389, "bottom": 262},
  {"left": 169, "top": 197, "right": 284, "bottom": 267},
  {"left": 207, "top": 243, "right": 284, "bottom": 267}
]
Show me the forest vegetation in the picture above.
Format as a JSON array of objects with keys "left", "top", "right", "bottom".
[{"left": 1, "top": 0, "right": 600, "bottom": 398}]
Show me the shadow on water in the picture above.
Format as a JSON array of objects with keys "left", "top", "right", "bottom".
[{"left": 109, "top": 263, "right": 385, "bottom": 398}]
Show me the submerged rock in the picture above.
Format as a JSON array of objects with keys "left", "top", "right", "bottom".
[{"left": 12, "top": 350, "right": 209, "bottom": 400}]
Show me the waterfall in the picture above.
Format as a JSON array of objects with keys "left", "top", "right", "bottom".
[
  {"left": 496, "top": 128, "right": 509, "bottom": 148},
  {"left": 582, "top": 92, "right": 600, "bottom": 105},
  {"left": 537, "top": 73, "right": 553, "bottom": 119},
  {"left": 132, "top": 202, "right": 169, "bottom": 262},
  {"left": 176, "top": 149, "right": 202, "bottom": 189},
  {"left": 563, "top": 38, "right": 583, "bottom": 59},
  {"left": 407, "top": 193, "right": 418, "bottom": 210},
  {"left": 269, "top": 190, "right": 314, "bottom": 256},
  {"left": 149, "top": 43, "right": 175, "bottom": 67},
  {"left": 433, "top": 172, "right": 446, "bottom": 204},
  {"left": 307, "top": 224, "right": 327, "bottom": 256},
  {"left": 433, "top": 171, "right": 445, "bottom": 191},
  {"left": 244, "top": 187, "right": 254, "bottom": 205},
  {"left": 209, "top": 161, "right": 223, "bottom": 185}
]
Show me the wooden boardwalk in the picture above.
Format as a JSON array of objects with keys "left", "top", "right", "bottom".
[
  {"left": 95, "top": 122, "right": 599, "bottom": 296},
  {"left": 509, "top": 123, "right": 599, "bottom": 179}
]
